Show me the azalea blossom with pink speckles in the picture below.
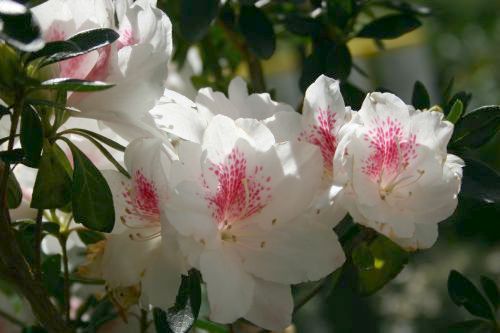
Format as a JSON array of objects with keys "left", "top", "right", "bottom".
[
  {"left": 333, "top": 92, "right": 464, "bottom": 250},
  {"left": 32, "top": 0, "right": 173, "bottom": 139},
  {"left": 264, "top": 75, "right": 352, "bottom": 227},
  {"left": 99, "top": 137, "right": 187, "bottom": 311},
  {"left": 165, "top": 115, "right": 345, "bottom": 330}
]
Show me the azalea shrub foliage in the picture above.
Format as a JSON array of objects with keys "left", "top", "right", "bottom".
[{"left": 0, "top": 0, "right": 499, "bottom": 332}]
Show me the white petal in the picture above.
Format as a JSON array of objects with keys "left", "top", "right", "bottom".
[
  {"left": 411, "top": 110, "right": 453, "bottom": 157},
  {"left": 233, "top": 219, "right": 345, "bottom": 284},
  {"left": 358, "top": 92, "right": 410, "bottom": 131},
  {"left": 200, "top": 249, "right": 255, "bottom": 324},
  {"left": 392, "top": 223, "right": 439, "bottom": 251},
  {"left": 244, "top": 279, "right": 293, "bottom": 331},
  {"left": 196, "top": 87, "right": 238, "bottom": 119},
  {"left": 235, "top": 118, "right": 276, "bottom": 152},
  {"left": 263, "top": 111, "right": 302, "bottom": 142}
]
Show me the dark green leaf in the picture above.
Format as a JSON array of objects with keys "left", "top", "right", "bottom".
[
  {"left": 411, "top": 81, "right": 430, "bottom": 110},
  {"left": 357, "top": 14, "right": 421, "bottom": 39},
  {"left": 64, "top": 128, "right": 126, "bottom": 152},
  {"left": 28, "top": 28, "right": 119, "bottom": 65},
  {"left": 42, "top": 254, "right": 64, "bottom": 303},
  {"left": 77, "top": 229, "right": 105, "bottom": 245},
  {"left": 377, "top": 1, "right": 432, "bottom": 16},
  {"left": 446, "top": 100, "right": 464, "bottom": 124},
  {"left": 0, "top": 104, "right": 10, "bottom": 118},
  {"left": 154, "top": 270, "right": 202, "bottom": 333},
  {"left": 22, "top": 326, "right": 48, "bottom": 333},
  {"left": 65, "top": 140, "right": 114, "bottom": 232},
  {"left": 0, "top": 148, "right": 24, "bottom": 163},
  {"left": 31, "top": 143, "right": 72, "bottom": 209},
  {"left": 460, "top": 157, "right": 499, "bottom": 205},
  {"left": 352, "top": 243, "right": 374, "bottom": 271},
  {"left": 0, "top": 0, "right": 44, "bottom": 51},
  {"left": 7, "top": 171, "right": 22, "bottom": 209},
  {"left": 447, "top": 320, "right": 495, "bottom": 333},
  {"left": 327, "top": 0, "right": 353, "bottom": 28},
  {"left": 448, "top": 270, "right": 495, "bottom": 320},
  {"left": 284, "top": 14, "right": 323, "bottom": 36},
  {"left": 325, "top": 44, "right": 352, "bottom": 81},
  {"left": 480, "top": 276, "right": 499, "bottom": 309},
  {"left": 356, "top": 235, "right": 409, "bottom": 295},
  {"left": 239, "top": 5, "right": 276, "bottom": 59},
  {"left": 40, "top": 78, "right": 115, "bottom": 92},
  {"left": 451, "top": 106, "right": 500, "bottom": 148},
  {"left": 340, "top": 81, "right": 365, "bottom": 110},
  {"left": 180, "top": 0, "right": 219, "bottom": 42},
  {"left": 299, "top": 44, "right": 329, "bottom": 93},
  {"left": 20, "top": 105, "right": 43, "bottom": 166}
]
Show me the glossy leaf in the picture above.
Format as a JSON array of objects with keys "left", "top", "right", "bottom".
[
  {"left": 66, "top": 141, "right": 115, "bottom": 233},
  {"left": 448, "top": 270, "right": 495, "bottom": 320},
  {"left": 445, "top": 91, "right": 472, "bottom": 115},
  {"left": 357, "top": 14, "right": 421, "bottom": 40},
  {"left": 20, "top": 105, "right": 43, "bottom": 166},
  {"left": 356, "top": 235, "right": 409, "bottom": 295},
  {"left": 460, "top": 157, "right": 499, "bottom": 205},
  {"left": 340, "top": 82, "right": 365, "bottom": 110},
  {"left": 239, "top": 5, "right": 276, "bottom": 59},
  {"left": 0, "top": 0, "right": 44, "bottom": 51},
  {"left": 411, "top": 81, "right": 430, "bottom": 110},
  {"left": 352, "top": 243, "right": 374, "bottom": 271},
  {"left": 40, "top": 78, "right": 115, "bottom": 92},
  {"left": 480, "top": 276, "right": 499, "bottom": 309},
  {"left": 284, "top": 14, "right": 322, "bottom": 36},
  {"left": 451, "top": 106, "right": 500, "bottom": 148},
  {"left": 7, "top": 171, "right": 22, "bottom": 209},
  {"left": 0, "top": 148, "right": 24, "bottom": 164},
  {"left": 153, "top": 270, "right": 202, "bottom": 333},
  {"left": 325, "top": 44, "right": 352, "bottom": 81},
  {"left": 28, "top": 28, "right": 119, "bottom": 66},
  {"left": 179, "top": 0, "right": 219, "bottom": 42},
  {"left": 31, "top": 143, "right": 72, "bottom": 209}
]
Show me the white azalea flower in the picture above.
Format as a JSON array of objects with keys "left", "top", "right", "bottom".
[
  {"left": 32, "top": 0, "right": 173, "bottom": 139},
  {"left": 264, "top": 75, "right": 352, "bottom": 227},
  {"left": 99, "top": 137, "right": 186, "bottom": 311},
  {"left": 333, "top": 92, "right": 464, "bottom": 250},
  {"left": 165, "top": 115, "right": 345, "bottom": 330}
]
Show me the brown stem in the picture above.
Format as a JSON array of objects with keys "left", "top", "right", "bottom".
[
  {"left": 34, "top": 208, "right": 43, "bottom": 281},
  {"left": 60, "top": 234, "right": 71, "bottom": 324},
  {"left": 0, "top": 93, "right": 72, "bottom": 333}
]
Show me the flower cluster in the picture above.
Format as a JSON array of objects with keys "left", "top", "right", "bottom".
[{"left": 25, "top": 0, "right": 464, "bottom": 330}]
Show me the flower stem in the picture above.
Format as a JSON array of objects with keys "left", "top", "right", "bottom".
[
  {"left": 140, "top": 309, "right": 149, "bottom": 333},
  {"left": 34, "top": 208, "right": 44, "bottom": 281},
  {"left": 60, "top": 234, "right": 71, "bottom": 324}
]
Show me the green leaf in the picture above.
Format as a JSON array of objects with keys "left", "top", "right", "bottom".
[
  {"left": 239, "top": 5, "right": 276, "bottom": 59},
  {"left": 7, "top": 171, "right": 22, "bottom": 209},
  {"left": 460, "top": 157, "right": 499, "bottom": 205},
  {"left": 42, "top": 222, "right": 60, "bottom": 235},
  {"left": 411, "top": 81, "right": 430, "bottom": 110},
  {"left": 64, "top": 140, "right": 114, "bottom": 232},
  {"left": 448, "top": 270, "right": 495, "bottom": 320},
  {"left": 480, "top": 276, "right": 499, "bottom": 309},
  {"left": 63, "top": 128, "right": 126, "bottom": 152},
  {"left": 284, "top": 15, "right": 323, "bottom": 37},
  {"left": 451, "top": 106, "right": 500, "bottom": 149},
  {"left": 445, "top": 91, "right": 472, "bottom": 115},
  {"left": 447, "top": 320, "right": 495, "bottom": 333},
  {"left": 20, "top": 105, "right": 43, "bottom": 166},
  {"left": 31, "top": 143, "right": 72, "bottom": 209},
  {"left": 356, "top": 235, "right": 409, "bottom": 295},
  {"left": 299, "top": 43, "right": 329, "bottom": 93},
  {"left": 325, "top": 44, "right": 352, "bottom": 81},
  {"left": 194, "top": 319, "right": 229, "bottom": 333},
  {"left": 340, "top": 82, "right": 365, "bottom": 110},
  {"left": 42, "top": 254, "right": 64, "bottom": 303},
  {"left": 377, "top": 1, "right": 432, "bottom": 16},
  {"left": 352, "top": 243, "right": 374, "bottom": 271},
  {"left": 180, "top": 0, "right": 219, "bottom": 42},
  {"left": 326, "top": 0, "right": 353, "bottom": 28},
  {"left": 357, "top": 14, "right": 421, "bottom": 40},
  {"left": 40, "top": 78, "right": 115, "bottom": 92},
  {"left": 446, "top": 100, "right": 464, "bottom": 124},
  {"left": 28, "top": 28, "right": 119, "bottom": 66},
  {"left": 153, "top": 270, "right": 202, "bottom": 333},
  {"left": 77, "top": 229, "right": 105, "bottom": 245},
  {"left": 0, "top": 0, "right": 44, "bottom": 52},
  {"left": 0, "top": 148, "right": 25, "bottom": 164},
  {"left": 22, "top": 326, "right": 48, "bottom": 333}
]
